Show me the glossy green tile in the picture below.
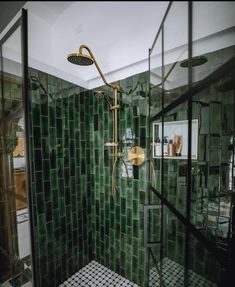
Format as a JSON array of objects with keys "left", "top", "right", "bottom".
[{"left": 30, "top": 69, "right": 149, "bottom": 287}]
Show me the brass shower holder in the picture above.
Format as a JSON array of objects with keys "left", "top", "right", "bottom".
[
  {"left": 104, "top": 142, "right": 119, "bottom": 147},
  {"left": 110, "top": 105, "right": 120, "bottom": 110}
]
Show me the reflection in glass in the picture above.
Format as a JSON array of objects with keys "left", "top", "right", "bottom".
[
  {"left": 149, "top": 206, "right": 185, "bottom": 287},
  {"left": 0, "top": 26, "right": 32, "bottom": 286},
  {"left": 163, "top": 2, "right": 188, "bottom": 108},
  {"left": 150, "top": 30, "right": 162, "bottom": 117},
  {"left": 191, "top": 55, "right": 235, "bottom": 257}
]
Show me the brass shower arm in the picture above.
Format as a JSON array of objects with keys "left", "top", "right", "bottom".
[{"left": 79, "top": 44, "right": 120, "bottom": 91}]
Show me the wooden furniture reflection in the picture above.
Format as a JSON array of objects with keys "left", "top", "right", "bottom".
[
  {"left": 13, "top": 136, "right": 25, "bottom": 157},
  {"left": 13, "top": 135, "right": 27, "bottom": 210},
  {"left": 14, "top": 171, "right": 27, "bottom": 210}
]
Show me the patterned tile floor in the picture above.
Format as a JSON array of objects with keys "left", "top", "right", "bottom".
[
  {"left": 149, "top": 257, "right": 218, "bottom": 287},
  {"left": 1, "top": 257, "right": 218, "bottom": 287},
  {"left": 59, "top": 261, "right": 138, "bottom": 287}
]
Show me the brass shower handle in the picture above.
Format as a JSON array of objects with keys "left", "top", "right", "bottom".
[{"left": 127, "top": 146, "right": 145, "bottom": 166}]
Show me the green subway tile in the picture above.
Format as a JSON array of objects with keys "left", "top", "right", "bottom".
[
  {"left": 49, "top": 106, "right": 56, "bottom": 127},
  {"left": 32, "top": 102, "right": 41, "bottom": 126},
  {"left": 133, "top": 200, "right": 139, "bottom": 219},
  {"left": 29, "top": 68, "right": 150, "bottom": 286},
  {"left": 49, "top": 127, "right": 56, "bottom": 148},
  {"left": 50, "top": 169, "right": 57, "bottom": 189},
  {"left": 41, "top": 116, "right": 49, "bottom": 137}
]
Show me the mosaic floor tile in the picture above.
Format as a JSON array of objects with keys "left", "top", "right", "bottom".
[
  {"left": 149, "top": 257, "right": 217, "bottom": 287},
  {"left": 59, "top": 260, "right": 138, "bottom": 287}
]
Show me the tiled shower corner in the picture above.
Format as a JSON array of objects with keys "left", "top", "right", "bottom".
[{"left": 29, "top": 69, "right": 149, "bottom": 287}]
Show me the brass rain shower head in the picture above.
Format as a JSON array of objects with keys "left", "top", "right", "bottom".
[
  {"left": 67, "top": 44, "right": 95, "bottom": 66},
  {"left": 67, "top": 53, "right": 94, "bottom": 66}
]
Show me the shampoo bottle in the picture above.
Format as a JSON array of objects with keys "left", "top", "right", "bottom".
[{"left": 168, "top": 139, "right": 176, "bottom": 156}]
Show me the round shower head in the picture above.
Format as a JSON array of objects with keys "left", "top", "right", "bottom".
[
  {"left": 67, "top": 52, "right": 94, "bottom": 66},
  {"left": 180, "top": 56, "right": 208, "bottom": 68}
]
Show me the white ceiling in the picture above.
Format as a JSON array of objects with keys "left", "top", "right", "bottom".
[
  {"left": 26, "top": 1, "right": 170, "bottom": 89},
  {"left": 26, "top": 1, "right": 73, "bottom": 24},
  {"left": 1, "top": 1, "right": 235, "bottom": 90}
]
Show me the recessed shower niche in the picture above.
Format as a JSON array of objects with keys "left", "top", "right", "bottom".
[{"left": 152, "top": 119, "right": 198, "bottom": 159}]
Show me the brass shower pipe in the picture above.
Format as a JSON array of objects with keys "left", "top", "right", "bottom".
[
  {"left": 68, "top": 45, "right": 145, "bottom": 199},
  {"left": 79, "top": 45, "right": 120, "bottom": 91},
  {"left": 77, "top": 45, "right": 121, "bottom": 200}
]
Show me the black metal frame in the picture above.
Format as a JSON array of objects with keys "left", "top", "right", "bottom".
[
  {"left": 150, "top": 55, "right": 235, "bottom": 123},
  {"left": 144, "top": 205, "right": 161, "bottom": 247},
  {"left": 0, "top": 8, "right": 36, "bottom": 287},
  {"left": 21, "top": 8, "right": 37, "bottom": 287},
  {"left": 150, "top": 187, "right": 229, "bottom": 267},
  {"left": 148, "top": 1, "right": 233, "bottom": 286},
  {"left": 184, "top": 3, "right": 193, "bottom": 286}
]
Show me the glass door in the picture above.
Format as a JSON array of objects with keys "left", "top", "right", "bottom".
[
  {"left": 148, "top": 2, "right": 235, "bottom": 286},
  {"left": 0, "top": 9, "right": 34, "bottom": 287}
]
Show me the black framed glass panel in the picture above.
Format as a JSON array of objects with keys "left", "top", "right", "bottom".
[
  {"left": 0, "top": 9, "right": 33, "bottom": 287},
  {"left": 148, "top": 2, "right": 234, "bottom": 287},
  {"left": 163, "top": 2, "right": 188, "bottom": 108}
]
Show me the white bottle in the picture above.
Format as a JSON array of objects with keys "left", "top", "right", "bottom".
[
  {"left": 163, "top": 137, "right": 168, "bottom": 156},
  {"left": 154, "top": 137, "right": 161, "bottom": 157}
]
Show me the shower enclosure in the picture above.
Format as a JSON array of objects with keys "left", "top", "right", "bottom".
[
  {"left": 148, "top": 2, "right": 234, "bottom": 287},
  {"left": 0, "top": 2, "right": 235, "bottom": 287}
]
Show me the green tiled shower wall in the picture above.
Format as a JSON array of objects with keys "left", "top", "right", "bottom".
[
  {"left": 90, "top": 72, "right": 149, "bottom": 286},
  {"left": 29, "top": 69, "right": 149, "bottom": 287},
  {"left": 29, "top": 69, "right": 93, "bottom": 287}
]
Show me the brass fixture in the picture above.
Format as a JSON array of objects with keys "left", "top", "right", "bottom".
[
  {"left": 67, "top": 44, "right": 121, "bottom": 200},
  {"left": 104, "top": 142, "right": 119, "bottom": 147},
  {"left": 127, "top": 146, "right": 145, "bottom": 166},
  {"left": 67, "top": 45, "right": 120, "bottom": 91},
  {"left": 67, "top": 52, "right": 94, "bottom": 66}
]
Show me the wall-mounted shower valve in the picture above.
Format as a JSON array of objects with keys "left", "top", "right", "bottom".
[{"left": 127, "top": 146, "right": 145, "bottom": 166}]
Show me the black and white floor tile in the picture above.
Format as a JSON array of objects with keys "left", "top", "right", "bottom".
[
  {"left": 59, "top": 261, "right": 138, "bottom": 287},
  {"left": 149, "top": 257, "right": 218, "bottom": 287}
]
